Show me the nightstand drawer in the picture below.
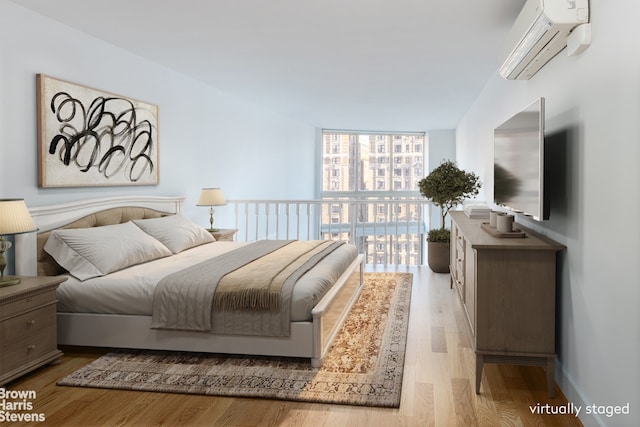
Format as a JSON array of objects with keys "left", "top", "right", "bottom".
[
  {"left": 2, "top": 326, "right": 57, "bottom": 373},
  {"left": 3, "top": 304, "right": 56, "bottom": 342},
  {"left": 211, "top": 228, "right": 238, "bottom": 241},
  {"left": 215, "top": 234, "right": 234, "bottom": 241},
  {"left": 1, "top": 289, "right": 57, "bottom": 319}
]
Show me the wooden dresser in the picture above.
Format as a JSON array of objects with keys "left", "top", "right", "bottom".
[
  {"left": 0, "top": 276, "right": 66, "bottom": 385},
  {"left": 449, "top": 211, "right": 564, "bottom": 398}
]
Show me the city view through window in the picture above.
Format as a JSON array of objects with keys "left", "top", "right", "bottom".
[{"left": 320, "top": 131, "right": 427, "bottom": 264}]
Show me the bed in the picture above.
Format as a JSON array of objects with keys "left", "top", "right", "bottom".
[{"left": 15, "top": 196, "right": 364, "bottom": 367}]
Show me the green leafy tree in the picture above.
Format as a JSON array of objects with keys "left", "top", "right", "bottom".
[{"left": 419, "top": 160, "right": 482, "bottom": 241}]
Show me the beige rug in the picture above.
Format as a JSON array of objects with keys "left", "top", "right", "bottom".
[{"left": 57, "top": 272, "right": 412, "bottom": 407}]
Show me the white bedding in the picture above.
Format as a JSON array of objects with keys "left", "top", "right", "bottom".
[{"left": 56, "top": 240, "right": 358, "bottom": 322}]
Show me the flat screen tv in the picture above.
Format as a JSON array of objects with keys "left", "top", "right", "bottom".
[{"left": 493, "top": 97, "right": 549, "bottom": 221}]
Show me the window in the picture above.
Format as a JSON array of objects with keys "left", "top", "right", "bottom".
[
  {"left": 320, "top": 131, "right": 426, "bottom": 195},
  {"left": 320, "top": 130, "right": 427, "bottom": 266}
]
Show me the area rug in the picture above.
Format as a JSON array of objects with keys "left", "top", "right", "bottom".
[{"left": 57, "top": 272, "right": 412, "bottom": 407}]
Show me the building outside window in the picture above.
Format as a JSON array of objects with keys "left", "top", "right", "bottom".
[{"left": 320, "top": 130, "right": 427, "bottom": 264}]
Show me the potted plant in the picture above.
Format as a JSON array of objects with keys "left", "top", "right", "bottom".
[{"left": 418, "top": 160, "right": 481, "bottom": 272}]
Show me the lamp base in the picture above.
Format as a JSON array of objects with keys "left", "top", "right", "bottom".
[{"left": 0, "top": 276, "right": 21, "bottom": 287}]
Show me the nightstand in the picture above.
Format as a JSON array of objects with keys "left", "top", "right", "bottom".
[
  {"left": 210, "top": 228, "right": 238, "bottom": 242},
  {"left": 0, "top": 276, "right": 66, "bottom": 385}
]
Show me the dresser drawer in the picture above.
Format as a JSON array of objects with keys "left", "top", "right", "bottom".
[
  {"left": 456, "top": 236, "right": 465, "bottom": 258},
  {"left": 455, "top": 263, "right": 464, "bottom": 285},
  {"left": 454, "top": 263, "right": 465, "bottom": 300},
  {"left": 456, "top": 246, "right": 464, "bottom": 265},
  {"left": 1, "top": 290, "right": 57, "bottom": 319},
  {"left": 3, "top": 304, "right": 56, "bottom": 343},
  {"left": 2, "top": 326, "right": 57, "bottom": 373}
]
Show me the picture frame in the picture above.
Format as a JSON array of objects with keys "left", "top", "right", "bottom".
[{"left": 37, "top": 74, "right": 159, "bottom": 187}]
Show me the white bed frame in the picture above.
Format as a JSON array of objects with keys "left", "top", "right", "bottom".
[{"left": 15, "top": 196, "right": 364, "bottom": 367}]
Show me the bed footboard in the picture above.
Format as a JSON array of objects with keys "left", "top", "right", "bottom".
[{"left": 311, "top": 254, "right": 364, "bottom": 367}]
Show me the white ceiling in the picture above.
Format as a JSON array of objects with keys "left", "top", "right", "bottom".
[{"left": 13, "top": 0, "right": 525, "bottom": 131}]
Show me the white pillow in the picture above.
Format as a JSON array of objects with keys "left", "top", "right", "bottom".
[
  {"left": 44, "top": 221, "right": 172, "bottom": 281},
  {"left": 132, "top": 214, "right": 214, "bottom": 254}
]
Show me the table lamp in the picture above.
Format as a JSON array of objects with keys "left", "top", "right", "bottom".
[
  {"left": 0, "top": 199, "right": 37, "bottom": 286},
  {"left": 196, "top": 188, "right": 226, "bottom": 231}
]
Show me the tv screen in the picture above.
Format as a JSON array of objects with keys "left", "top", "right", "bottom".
[{"left": 493, "top": 97, "right": 549, "bottom": 220}]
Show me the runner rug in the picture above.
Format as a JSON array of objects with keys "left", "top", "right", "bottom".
[{"left": 57, "top": 272, "right": 412, "bottom": 408}]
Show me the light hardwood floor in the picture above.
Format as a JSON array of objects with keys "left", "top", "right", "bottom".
[{"left": 5, "top": 266, "right": 583, "bottom": 426}]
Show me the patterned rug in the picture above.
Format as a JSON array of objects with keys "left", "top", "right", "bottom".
[{"left": 57, "top": 272, "right": 412, "bottom": 407}]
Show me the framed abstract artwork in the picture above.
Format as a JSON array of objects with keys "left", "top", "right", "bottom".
[{"left": 37, "top": 74, "right": 159, "bottom": 187}]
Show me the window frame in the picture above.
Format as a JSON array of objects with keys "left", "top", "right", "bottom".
[{"left": 319, "top": 129, "right": 426, "bottom": 199}]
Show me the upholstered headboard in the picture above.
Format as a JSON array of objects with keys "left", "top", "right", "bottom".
[{"left": 15, "top": 196, "right": 185, "bottom": 276}]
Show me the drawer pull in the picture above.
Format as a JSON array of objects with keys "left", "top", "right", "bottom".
[
  {"left": 27, "top": 344, "right": 36, "bottom": 352},
  {"left": 27, "top": 319, "right": 36, "bottom": 327}
]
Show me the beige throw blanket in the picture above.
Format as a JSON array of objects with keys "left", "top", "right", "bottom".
[
  {"left": 151, "top": 240, "right": 344, "bottom": 335},
  {"left": 213, "top": 240, "right": 341, "bottom": 312}
]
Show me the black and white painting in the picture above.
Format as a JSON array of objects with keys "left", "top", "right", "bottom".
[{"left": 37, "top": 74, "right": 159, "bottom": 187}]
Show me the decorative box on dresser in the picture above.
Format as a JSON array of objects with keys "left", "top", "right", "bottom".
[
  {"left": 0, "top": 276, "right": 66, "bottom": 385},
  {"left": 449, "top": 211, "right": 565, "bottom": 398}
]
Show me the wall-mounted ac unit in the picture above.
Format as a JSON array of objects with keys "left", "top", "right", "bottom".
[{"left": 499, "top": 0, "right": 589, "bottom": 80}]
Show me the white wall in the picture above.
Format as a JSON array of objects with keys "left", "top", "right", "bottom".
[
  {"left": 426, "top": 129, "right": 456, "bottom": 228},
  {"left": 457, "top": 1, "right": 640, "bottom": 425},
  {"left": 0, "top": 0, "right": 316, "bottom": 231}
]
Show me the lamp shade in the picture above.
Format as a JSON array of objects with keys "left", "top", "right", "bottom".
[
  {"left": 197, "top": 188, "right": 226, "bottom": 206},
  {"left": 0, "top": 199, "right": 37, "bottom": 235}
]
